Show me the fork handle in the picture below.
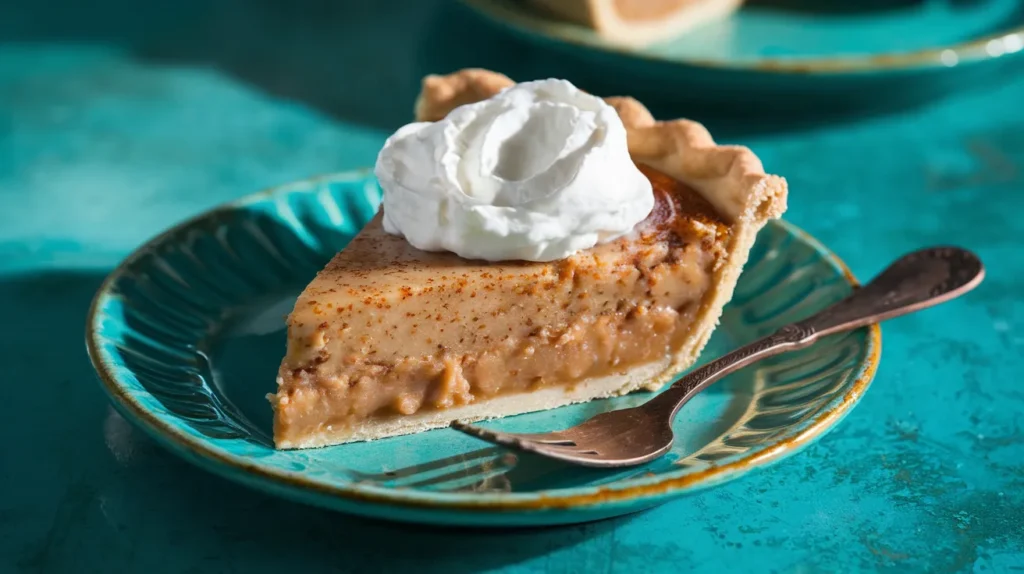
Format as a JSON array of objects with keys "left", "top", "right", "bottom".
[{"left": 645, "top": 246, "right": 984, "bottom": 418}]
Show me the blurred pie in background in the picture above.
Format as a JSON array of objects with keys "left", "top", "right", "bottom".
[{"left": 524, "top": 0, "right": 745, "bottom": 46}]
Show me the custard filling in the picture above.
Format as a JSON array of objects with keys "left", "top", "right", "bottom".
[{"left": 275, "top": 303, "right": 702, "bottom": 442}]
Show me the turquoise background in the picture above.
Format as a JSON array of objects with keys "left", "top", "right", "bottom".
[{"left": 1, "top": 0, "right": 1022, "bottom": 572}]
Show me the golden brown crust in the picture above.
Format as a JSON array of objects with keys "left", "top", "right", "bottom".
[
  {"left": 414, "top": 68, "right": 514, "bottom": 122},
  {"left": 412, "top": 69, "right": 786, "bottom": 225}
]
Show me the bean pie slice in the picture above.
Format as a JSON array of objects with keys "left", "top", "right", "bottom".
[{"left": 271, "top": 69, "right": 787, "bottom": 449}]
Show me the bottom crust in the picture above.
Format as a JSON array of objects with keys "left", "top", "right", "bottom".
[{"left": 276, "top": 360, "right": 670, "bottom": 449}]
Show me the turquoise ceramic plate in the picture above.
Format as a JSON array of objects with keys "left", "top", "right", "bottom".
[
  {"left": 459, "top": 0, "right": 1024, "bottom": 108},
  {"left": 86, "top": 170, "right": 880, "bottom": 527}
]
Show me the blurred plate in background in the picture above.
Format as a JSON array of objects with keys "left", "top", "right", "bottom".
[{"left": 459, "top": 0, "right": 1024, "bottom": 113}]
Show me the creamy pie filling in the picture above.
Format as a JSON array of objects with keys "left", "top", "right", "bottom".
[{"left": 273, "top": 167, "right": 730, "bottom": 443}]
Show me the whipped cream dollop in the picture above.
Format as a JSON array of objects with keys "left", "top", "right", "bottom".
[{"left": 374, "top": 78, "right": 654, "bottom": 262}]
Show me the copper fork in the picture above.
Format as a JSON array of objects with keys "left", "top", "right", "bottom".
[{"left": 451, "top": 246, "right": 984, "bottom": 468}]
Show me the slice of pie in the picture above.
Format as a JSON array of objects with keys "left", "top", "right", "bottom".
[
  {"left": 525, "top": 0, "right": 745, "bottom": 46},
  {"left": 271, "top": 69, "right": 787, "bottom": 449}
]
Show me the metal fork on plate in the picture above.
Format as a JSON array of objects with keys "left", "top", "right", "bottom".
[{"left": 451, "top": 246, "right": 984, "bottom": 468}]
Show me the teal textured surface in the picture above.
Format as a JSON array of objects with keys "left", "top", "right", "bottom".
[{"left": 1, "top": 0, "right": 1023, "bottom": 571}]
